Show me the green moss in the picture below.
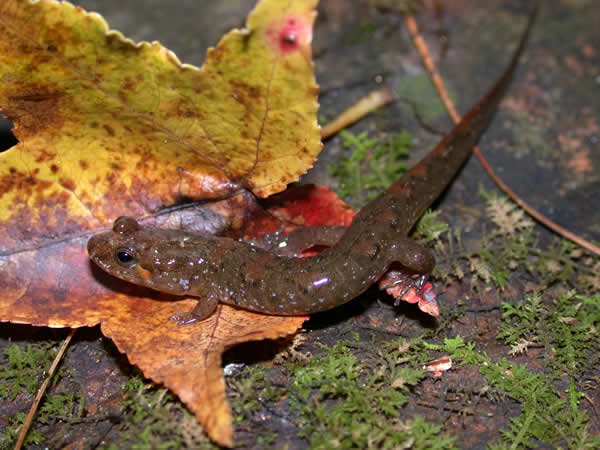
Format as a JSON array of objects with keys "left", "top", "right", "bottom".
[
  {"left": 421, "top": 176, "right": 600, "bottom": 448},
  {"left": 433, "top": 187, "right": 599, "bottom": 296},
  {"left": 499, "top": 292, "right": 600, "bottom": 384},
  {"left": 287, "top": 337, "right": 456, "bottom": 449},
  {"left": 434, "top": 291, "right": 600, "bottom": 449},
  {"left": 0, "top": 412, "right": 45, "bottom": 449},
  {"left": 481, "top": 360, "right": 598, "bottom": 449},
  {"left": 0, "top": 341, "right": 82, "bottom": 448},
  {"left": 0, "top": 343, "right": 57, "bottom": 400},
  {"left": 38, "top": 391, "right": 83, "bottom": 423},
  {"left": 103, "top": 374, "right": 213, "bottom": 449},
  {"left": 328, "top": 130, "right": 411, "bottom": 208},
  {"left": 228, "top": 365, "right": 285, "bottom": 426},
  {"left": 413, "top": 209, "right": 449, "bottom": 244}
]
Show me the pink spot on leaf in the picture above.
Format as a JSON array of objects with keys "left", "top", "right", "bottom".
[
  {"left": 266, "top": 15, "right": 313, "bottom": 55},
  {"left": 280, "top": 27, "right": 298, "bottom": 52}
]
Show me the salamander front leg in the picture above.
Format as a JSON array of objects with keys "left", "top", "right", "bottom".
[{"left": 170, "top": 296, "right": 219, "bottom": 325}]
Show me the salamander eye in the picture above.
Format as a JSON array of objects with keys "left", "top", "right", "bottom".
[{"left": 115, "top": 248, "right": 137, "bottom": 267}]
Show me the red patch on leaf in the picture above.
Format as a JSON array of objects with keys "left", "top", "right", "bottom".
[
  {"left": 263, "top": 185, "right": 355, "bottom": 229},
  {"left": 266, "top": 16, "right": 313, "bottom": 55}
]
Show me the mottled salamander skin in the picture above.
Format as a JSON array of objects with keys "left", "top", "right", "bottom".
[{"left": 88, "top": 9, "right": 536, "bottom": 321}]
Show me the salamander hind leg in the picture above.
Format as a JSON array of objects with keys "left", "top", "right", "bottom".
[
  {"left": 390, "top": 237, "right": 435, "bottom": 274},
  {"left": 169, "top": 296, "right": 219, "bottom": 325},
  {"left": 380, "top": 237, "right": 436, "bottom": 308}
]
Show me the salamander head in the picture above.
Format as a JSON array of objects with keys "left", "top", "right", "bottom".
[{"left": 87, "top": 216, "right": 194, "bottom": 295}]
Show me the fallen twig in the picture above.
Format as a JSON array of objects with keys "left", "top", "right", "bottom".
[
  {"left": 14, "top": 329, "right": 76, "bottom": 450},
  {"left": 320, "top": 86, "right": 395, "bottom": 139}
]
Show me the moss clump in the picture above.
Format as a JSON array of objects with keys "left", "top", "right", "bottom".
[
  {"left": 328, "top": 130, "right": 412, "bottom": 208},
  {"left": 0, "top": 343, "right": 57, "bottom": 400},
  {"left": 434, "top": 312, "right": 600, "bottom": 449},
  {"left": 287, "top": 337, "right": 456, "bottom": 449},
  {"left": 103, "top": 374, "right": 212, "bottom": 449}
]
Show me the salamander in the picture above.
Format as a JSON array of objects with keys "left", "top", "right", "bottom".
[{"left": 88, "top": 8, "right": 536, "bottom": 323}]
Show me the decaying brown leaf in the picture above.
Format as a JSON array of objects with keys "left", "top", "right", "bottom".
[
  {"left": 0, "top": 0, "right": 322, "bottom": 444},
  {"left": 103, "top": 301, "right": 307, "bottom": 447}
]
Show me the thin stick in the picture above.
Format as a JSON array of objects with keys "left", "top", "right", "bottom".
[
  {"left": 403, "top": 15, "right": 461, "bottom": 123},
  {"left": 14, "top": 329, "right": 76, "bottom": 450},
  {"left": 403, "top": 12, "right": 600, "bottom": 257},
  {"left": 320, "top": 86, "right": 395, "bottom": 139},
  {"left": 475, "top": 152, "right": 600, "bottom": 255}
]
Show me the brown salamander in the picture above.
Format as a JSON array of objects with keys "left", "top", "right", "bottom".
[{"left": 88, "top": 8, "right": 536, "bottom": 323}]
